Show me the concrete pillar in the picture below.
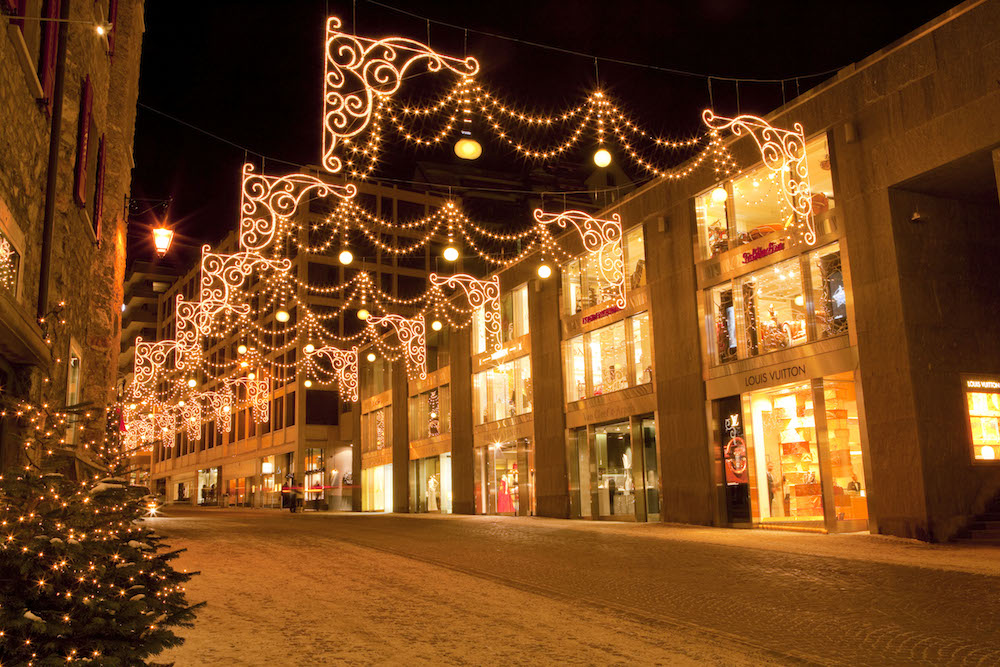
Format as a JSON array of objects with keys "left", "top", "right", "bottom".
[
  {"left": 529, "top": 277, "right": 570, "bottom": 518},
  {"left": 351, "top": 401, "right": 362, "bottom": 511},
  {"left": 391, "top": 358, "right": 410, "bottom": 513},
  {"left": 449, "top": 324, "right": 475, "bottom": 514}
]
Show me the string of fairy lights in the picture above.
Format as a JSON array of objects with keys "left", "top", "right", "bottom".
[{"left": 119, "top": 15, "right": 819, "bottom": 455}]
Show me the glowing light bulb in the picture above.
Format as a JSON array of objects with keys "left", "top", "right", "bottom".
[
  {"left": 431, "top": 320, "right": 443, "bottom": 332},
  {"left": 275, "top": 309, "right": 290, "bottom": 323},
  {"left": 95, "top": 24, "right": 105, "bottom": 36},
  {"left": 711, "top": 187, "right": 728, "bottom": 203},
  {"left": 223, "top": 405, "right": 231, "bottom": 414},
  {"left": 983, "top": 445, "right": 996, "bottom": 460},
  {"left": 338, "top": 249, "right": 353, "bottom": 265},
  {"left": 794, "top": 295, "right": 804, "bottom": 306},
  {"left": 177, "top": 401, "right": 185, "bottom": 407},
  {"left": 186, "top": 379, "right": 196, "bottom": 388},
  {"left": 443, "top": 246, "right": 459, "bottom": 262},
  {"left": 366, "top": 352, "right": 376, "bottom": 362},
  {"left": 237, "top": 344, "right": 247, "bottom": 355},
  {"left": 247, "top": 372, "right": 256, "bottom": 380},
  {"left": 454, "top": 137, "right": 482, "bottom": 160},
  {"left": 304, "top": 343, "right": 315, "bottom": 353},
  {"left": 593, "top": 148, "right": 612, "bottom": 168},
  {"left": 537, "top": 263, "right": 552, "bottom": 279},
  {"left": 357, "top": 308, "right": 369, "bottom": 321},
  {"left": 240, "top": 361, "right": 249, "bottom": 368},
  {"left": 304, "top": 380, "right": 313, "bottom": 388}
]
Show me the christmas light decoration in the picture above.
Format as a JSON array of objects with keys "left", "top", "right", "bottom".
[
  {"left": 322, "top": 16, "right": 480, "bottom": 173},
  {"left": 367, "top": 352, "right": 377, "bottom": 362},
  {"left": 429, "top": 273, "right": 502, "bottom": 352},
  {"left": 304, "top": 345, "right": 359, "bottom": 401},
  {"left": 593, "top": 148, "right": 612, "bottom": 167},
  {"left": 533, "top": 209, "right": 626, "bottom": 308},
  {"left": 365, "top": 315, "right": 427, "bottom": 380},
  {"left": 0, "top": 235, "right": 16, "bottom": 289},
  {"left": 702, "top": 110, "right": 816, "bottom": 244}
]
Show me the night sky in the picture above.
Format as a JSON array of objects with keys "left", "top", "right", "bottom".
[{"left": 129, "top": 0, "right": 959, "bottom": 266}]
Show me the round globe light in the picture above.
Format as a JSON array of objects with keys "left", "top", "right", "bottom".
[
  {"left": 366, "top": 352, "right": 377, "bottom": 362},
  {"left": 275, "top": 309, "right": 290, "bottom": 323},
  {"left": 237, "top": 344, "right": 248, "bottom": 355},
  {"left": 443, "top": 246, "right": 459, "bottom": 262},
  {"left": 454, "top": 137, "right": 483, "bottom": 160},
  {"left": 187, "top": 378, "right": 197, "bottom": 388},
  {"left": 248, "top": 372, "right": 256, "bottom": 380},
  {"left": 431, "top": 320, "right": 443, "bottom": 332},
  {"left": 304, "top": 343, "right": 315, "bottom": 353},
  {"left": 593, "top": 148, "right": 612, "bottom": 168},
  {"left": 711, "top": 186, "right": 728, "bottom": 203},
  {"left": 338, "top": 249, "right": 353, "bottom": 265},
  {"left": 304, "top": 379, "right": 313, "bottom": 388},
  {"left": 357, "top": 308, "right": 370, "bottom": 321},
  {"left": 537, "top": 263, "right": 552, "bottom": 279}
]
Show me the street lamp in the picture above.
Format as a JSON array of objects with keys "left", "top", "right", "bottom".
[{"left": 152, "top": 227, "right": 173, "bottom": 257}]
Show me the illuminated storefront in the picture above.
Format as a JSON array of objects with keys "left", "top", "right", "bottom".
[
  {"left": 408, "top": 328, "right": 453, "bottom": 513},
  {"left": 698, "top": 133, "right": 871, "bottom": 532},
  {"left": 561, "top": 224, "right": 660, "bottom": 522},
  {"left": 361, "top": 355, "right": 393, "bottom": 512}
]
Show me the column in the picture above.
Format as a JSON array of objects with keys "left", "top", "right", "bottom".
[{"left": 449, "top": 323, "right": 475, "bottom": 514}]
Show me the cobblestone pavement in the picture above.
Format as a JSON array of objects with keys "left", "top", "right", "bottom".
[{"left": 152, "top": 510, "right": 1000, "bottom": 666}]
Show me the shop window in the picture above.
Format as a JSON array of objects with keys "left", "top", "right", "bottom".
[
  {"left": 696, "top": 186, "right": 730, "bottom": 259},
  {"left": 631, "top": 312, "right": 652, "bottom": 385},
  {"left": 806, "top": 134, "right": 835, "bottom": 217},
  {"left": 0, "top": 230, "right": 21, "bottom": 295},
  {"left": 741, "top": 258, "right": 806, "bottom": 357},
  {"left": 65, "top": 343, "right": 82, "bottom": 444},
  {"left": 964, "top": 377, "right": 1000, "bottom": 461},
  {"left": 563, "top": 336, "right": 586, "bottom": 402},
  {"left": 711, "top": 284, "right": 738, "bottom": 364},
  {"left": 731, "top": 164, "right": 788, "bottom": 249},
  {"left": 625, "top": 225, "right": 646, "bottom": 289},
  {"left": 471, "top": 306, "right": 487, "bottom": 355},
  {"left": 499, "top": 284, "right": 529, "bottom": 342},
  {"left": 823, "top": 375, "right": 867, "bottom": 520},
  {"left": 809, "top": 241, "right": 847, "bottom": 339},
  {"left": 747, "top": 382, "right": 823, "bottom": 521},
  {"left": 563, "top": 258, "right": 582, "bottom": 315},
  {"left": 473, "top": 356, "right": 532, "bottom": 424},
  {"left": 590, "top": 321, "right": 627, "bottom": 396}
]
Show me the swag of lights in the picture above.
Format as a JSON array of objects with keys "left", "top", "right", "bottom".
[{"left": 124, "top": 16, "right": 824, "bottom": 451}]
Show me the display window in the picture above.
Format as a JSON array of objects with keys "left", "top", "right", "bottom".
[
  {"left": 563, "top": 258, "right": 583, "bottom": 315},
  {"left": 472, "top": 356, "right": 532, "bottom": 425},
  {"left": 410, "top": 453, "right": 452, "bottom": 513},
  {"left": 823, "top": 375, "right": 867, "bottom": 520},
  {"left": 474, "top": 439, "right": 535, "bottom": 516},
  {"left": 564, "top": 336, "right": 586, "bottom": 402},
  {"left": 625, "top": 225, "right": 646, "bottom": 289},
  {"left": 696, "top": 186, "right": 730, "bottom": 259},
  {"left": 591, "top": 321, "right": 628, "bottom": 396},
  {"left": 500, "top": 283, "right": 529, "bottom": 342},
  {"left": 712, "top": 284, "right": 738, "bottom": 364},
  {"left": 362, "top": 464, "right": 392, "bottom": 512},
  {"left": 632, "top": 312, "right": 652, "bottom": 386},
  {"left": 304, "top": 448, "right": 325, "bottom": 502},
  {"left": 595, "top": 421, "right": 636, "bottom": 517},
  {"left": 809, "top": 242, "right": 848, "bottom": 339},
  {"left": 362, "top": 405, "right": 392, "bottom": 454},
  {"left": 964, "top": 377, "right": 1000, "bottom": 461},
  {"left": 197, "top": 468, "right": 220, "bottom": 506},
  {"left": 409, "top": 386, "right": 451, "bottom": 439}
]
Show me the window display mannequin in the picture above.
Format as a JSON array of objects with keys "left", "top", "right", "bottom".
[
  {"left": 427, "top": 473, "right": 439, "bottom": 512},
  {"left": 497, "top": 474, "right": 513, "bottom": 513}
]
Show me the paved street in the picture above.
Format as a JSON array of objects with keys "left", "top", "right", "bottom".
[{"left": 150, "top": 509, "right": 1000, "bottom": 666}]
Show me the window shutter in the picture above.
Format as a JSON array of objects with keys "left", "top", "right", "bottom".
[
  {"left": 38, "top": 0, "right": 61, "bottom": 104},
  {"left": 106, "top": 0, "right": 119, "bottom": 57},
  {"left": 92, "top": 135, "right": 106, "bottom": 240},
  {"left": 73, "top": 76, "right": 93, "bottom": 207}
]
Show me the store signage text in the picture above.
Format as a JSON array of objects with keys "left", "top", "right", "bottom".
[
  {"left": 742, "top": 240, "right": 785, "bottom": 265},
  {"left": 966, "top": 379, "right": 1000, "bottom": 390},
  {"left": 744, "top": 363, "right": 806, "bottom": 388},
  {"left": 582, "top": 304, "right": 622, "bottom": 324}
]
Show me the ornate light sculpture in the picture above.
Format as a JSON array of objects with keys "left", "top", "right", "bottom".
[
  {"left": 365, "top": 314, "right": 427, "bottom": 380},
  {"left": 304, "top": 346, "right": 359, "bottom": 402},
  {"left": 533, "top": 209, "right": 626, "bottom": 309},
  {"left": 322, "top": 16, "right": 480, "bottom": 173},
  {"left": 702, "top": 110, "right": 816, "bottom": 245},
  {"left": 429, "top": 273, "right": 502, "bottom": 353}
]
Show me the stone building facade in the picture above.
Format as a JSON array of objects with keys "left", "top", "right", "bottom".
[{"left": 0, "top": 0, "right": 146, "bottom": 472}]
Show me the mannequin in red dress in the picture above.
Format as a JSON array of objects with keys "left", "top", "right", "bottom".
[{"left": 497, "top": 475, "right": 513, "bottom": 513}]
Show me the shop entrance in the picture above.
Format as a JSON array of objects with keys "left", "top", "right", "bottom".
[
  {"left": 410, "top": 453, "right": 452, "bottom": 513},
  {"left": 713, "top": 372, "right": 869, "bottom": 531},
  {"left": 474, "top": 439, "right": 535, "bottom": 516},
  {"left": 570, "top": 415, "right": 660, "bottom": 522}
]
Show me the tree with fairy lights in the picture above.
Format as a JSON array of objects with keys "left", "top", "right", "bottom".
[{"left": 0, "top": 397, "right": 204, "bottom": 665}]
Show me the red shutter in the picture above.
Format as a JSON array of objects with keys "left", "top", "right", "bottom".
[
  {"left": 92, "top": 135, "right": 106, "bottom": 240},
  {"left": 38, "top": 0, "right": 60, "bottom": 103},
  {"left": 106, "top": 0, "right": 119, "bottom": 57},
  {"left": 73, "top": 76, "right": 93, "bottom": 207}
]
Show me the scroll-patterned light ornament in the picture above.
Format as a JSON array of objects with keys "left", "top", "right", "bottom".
[
  {"left": 197, "top": 390, "right": 234, "bottom": 434},
  {"left": 534, "top": 209, "right": 626, "bottom": 309},
  {"left": 153, "top": 412, "right": 177, "bottom": 446},
  {"left": 224, "top": 376, "right": 271, "bottom": 425},
  {"left": 123, "top": 414, "right": 155, "bottom": 453},
  {"left": 322, "top": 16, "right": 480, "bottom": 173},
  {"left": 429, "top": 273, "right": 502, "bottom": 353},
  {"left": 200, "top": 247, "right": 291, "bottom": 307},
  {"left": 366, "top": 314, "right": 427, "bottom": 380},
  {"left": 181, "top": 400, "right": 202, "bottom": 441},
  {"left": 305, "top": 346, "right": 359, "bottom": 402},
  {"left": 131, "top": 337, "right": 189, "bottom": 398},
  {"left": 240, "top": 162, "right": 356, "bottom": 252},
  {"left": 702, "top": 110, "right": 816, "bottom": 245}
]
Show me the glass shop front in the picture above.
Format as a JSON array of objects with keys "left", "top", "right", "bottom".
[
  {"left": 474, "top": 438, "right": 535, "bottom": 516},
  {"left": 568, "top": 416, "right": 660, "bottom": 521},
  {"left": 410, "top": 453, "right": 452, "bottom": 513}
]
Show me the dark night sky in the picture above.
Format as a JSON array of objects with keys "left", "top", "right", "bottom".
[{"left": 129, "top": 0, "right": 960, "bottom": 265}]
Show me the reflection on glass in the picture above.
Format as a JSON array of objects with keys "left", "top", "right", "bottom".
[
  {"left": 564, "top": 336, "right": 586, "bottom": 402},
  {"left": 632, "top": 312, "right": 652, "bottom": 385},
  {"left": 591, "top": 321, "right": 627, "bottom": 396},
  {"left": 712, "top": 285, "right": 738, "bottom": 364},
  {"left": 823, "top": 374, "right": 867, "bottom": 521},
  {"left": 732, "top": 165, "right": 792, "bottom": 249},
  {"left": 625, "top": 225, "right": 646, "bottom": 289},
  {"left": 563, "top": 258, "right": 583, "bottom": 314},
  {"left": 595, "top": 421, "right": 634, "bottom": 517},
  {"left": 810, "top": 242, "right": 847, "bottom": 339},
  {"left": 696, "top": 188, "right": 730, "bottom": 259}
]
